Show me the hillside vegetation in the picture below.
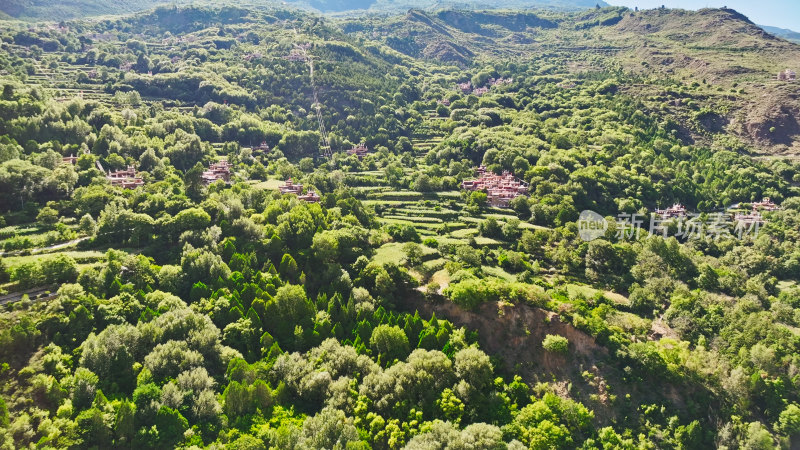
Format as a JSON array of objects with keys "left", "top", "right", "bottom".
[
  {"left": 351, "top": 7, "right": 800, "bottom": 155},
  {"left": 0, "top": 0, "right": 609, "bottom": 20},
  {"left": 0, "top": 3, "right": 799, "bottom": 449}
]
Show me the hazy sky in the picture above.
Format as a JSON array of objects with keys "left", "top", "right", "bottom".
[{"left": 605, "top": 0, "right": 800, "bottom": 31}]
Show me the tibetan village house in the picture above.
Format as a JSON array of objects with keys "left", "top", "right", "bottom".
[
  {"left": 278, "top": 179, "right": 320, "bottom": 203},
  {"left": 107, "top": 165, "right": 144, "bottom": 189},
  {"left": 284, "top": 50, "right": 306, "bottom": 62},
  {"left": 777, "top": 69, "right": 796, "bottom": 81},
  {"left": 279, "top": 179, "right": 304, "bottom": 195},
  {"left": 347, "top": 143, "right": 369, "bottom": 159},
  {"left": 751, "top": 197, "right": 779, "bottom": 211},
  {"left": 252, "top": 141, "right": 270, "bottom": 155},
  {"left": 734, "top": 212, "right": 765, "bottom": 225},
  {"left": 202, "top": 161, "right": 232, "bottom": 185},
  {"left": 654, "top": 203, "right": 687, "bottom": 219},
  {"left": 297, "top": 191, "right": 321, "bottom": 203},
  {"left": 489, "top": 77, "right": 513, "bottom": 86},
  {"left": 461, "top": 167, "right": 529, "bottom": 208}
]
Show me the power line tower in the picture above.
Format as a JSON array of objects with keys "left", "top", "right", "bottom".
[
  {"left": 292, "top": 30, "right": 331, "bottom": 159},
  {"left": 307, "top": 55, "right": 332, "bottom": 159}
]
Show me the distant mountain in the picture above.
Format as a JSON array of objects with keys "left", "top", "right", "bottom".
[
  {"left": 593, "top": 8, "right": 800, "bottom": 154},
  {"left": 0, "top": 0, "right": 253, "bottom": 21},
  {"left": 300, "top": 0, "right": 609, "bottom": 13},
  {"left": 341, "top": 6, "right": 800, "bottom": 153},
  {"left": 0, "top": 0, "right": 176, "bottom": 20},
  {"left": 759, "top": 24, "right": 800, "bottom": 44},
  {"left": 0, "top": 0, "right": 607, "bottom": 21}
]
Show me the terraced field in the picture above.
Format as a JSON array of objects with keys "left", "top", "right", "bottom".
[{"left": 319, "top": 114, "right": 553, "bottom": 289}]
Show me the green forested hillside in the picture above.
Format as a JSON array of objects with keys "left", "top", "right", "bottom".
[
  {"left": 0, "top": 0, "right": 178, "bottom": 20},
  {"left": 354, "top": 7, "right": 800, "bottom": 155},
  {"left": 0, "top": 0, "right": 609, "bottom": 20},
  {"left": 0, "top": 4, "right": 799, "bottom": 449}
]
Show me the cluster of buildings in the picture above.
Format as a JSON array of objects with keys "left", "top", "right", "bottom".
[
  {"left": 777, "top": 69, "right": 796, "bottom": 81},
  {"left": 252, "top": 141, "right": 271, "bottom": 155},
  {"left": 489, "top": 77, "right": 513, "bottom": 86},
  {"left": 202, "top": 160, "right": 232, "bottom": 185},
  {"left": 284, "top": 50, "right": 307, "bottom": 62},
  {"left": 278, "top": 179, "right": 320, "bottom": 203},
  {"left": 347, "top": 143, "right": 370, "bottom": 159},
  {"left": 461, "top": 166, "right": 529, "bottom": 208},
  {"left": 455, "top": 81, "right": 488, "bottom": 96},
  {"left": 455, "top": 78, "right": 512, "bottom": 96},
  {"left": 654, "top": 197, "right": 781, "bottom": 225},
  {"left": 733, "top": 197, "right": 781, "bottom": 225},
  {"left": 751, "top": 197, "right": 780, "bottom": 211},
  {"left": 107, "top": 165, "right": 144, "bottom": 189},
  {"left": 654, "top": 203, "right": 687, "bottom": 219}
]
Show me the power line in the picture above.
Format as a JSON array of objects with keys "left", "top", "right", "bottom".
[{"left": 293, "top": 28, "right": 332, "bottom": 159}]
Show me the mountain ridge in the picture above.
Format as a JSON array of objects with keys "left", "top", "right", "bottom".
[
  {"left": 759, "top": 24, "right": 800, "bottom": 44},
  {"left": 340, "top": 6, "right": 800, "bottom": 155},
  {"left": 0, "top": 0, "right": 609, "bottom": 21}
]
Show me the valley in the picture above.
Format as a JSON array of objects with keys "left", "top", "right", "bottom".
[{"left": 0, "top": 2, "right": 799, "bottom": 449}]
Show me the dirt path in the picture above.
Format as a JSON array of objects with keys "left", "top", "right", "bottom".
[
  {"left": 0, "top": 285, "right": 59, "bottom": 305},
  {"left": 0, "top": 236, "right": 89, "bottom": 257}
]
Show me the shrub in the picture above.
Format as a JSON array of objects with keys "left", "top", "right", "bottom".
[
  {"left": 36, "top": 206, "right": 59, "bottom": 229},
  {"left": 0, "top": 258, "right": 9, "bottom": 283},
  {"left": 3, "top": 235, "right": 34, "bottom": 252},
  {"left": 422, "top": 238, "right": 439, "bottom": 248},
  {"left": 40, "top": 254, "right": 79, "bottom": 284},
  {"left": 542, "top": 335, "right": 569, "bottom": 354},
  {"left": 403, "top": 242, "right": 424, "bottom": 266},
  {"left": 384, "top": 223, "right": 420, "bottom": 242},
  {"left": 13, "top": 262, "right": 43, "bottom": 288},
  {"left": 370, "top": 324, "right": 409, "bottom": 365}
]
